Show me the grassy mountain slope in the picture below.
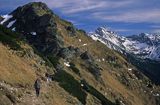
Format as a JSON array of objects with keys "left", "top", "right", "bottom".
[
  {"left": 54, "top": 17, "right": 160, "bottom": 105},
  {"left": 0, "top": 25, "right": 115, "bottom": 105},
  {"left": 0, "top": 2, "right": 160, "bottom": 105},
  {"left": 0, "top": 25, "right": 83, "bottom": 105}
]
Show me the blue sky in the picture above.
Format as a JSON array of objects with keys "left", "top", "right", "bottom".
[{"left": 0, "top": 0, "right": 160, "bottom": 36}]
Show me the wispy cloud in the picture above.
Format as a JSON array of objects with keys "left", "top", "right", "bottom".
[
  {"left": 150, "top": 25, "right": 160, "bottom": 29},
  {"left": 61, "top": 0, "right": 133, "bottom": 14},
  {"left": 63, "top": 2, "right": 105, "bottom": 14},
  {"left": 92, "top": 9, "right": 160, "bottom": 23},
  {"left": 35, "top": 0, "right": 160, "bottom": 24},
  {"left": 33, "top": 0, "right": 134, "bottom": 14}
]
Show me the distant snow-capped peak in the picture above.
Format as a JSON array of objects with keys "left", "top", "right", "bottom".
[{"left": 88, "top": 27, "right": 160, "bottom": 61}]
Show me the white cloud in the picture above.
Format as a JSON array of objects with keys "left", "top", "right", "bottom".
[
  {"left": 150, "top": 25, "right": 160, "bottom": 29},
  {"left": 92, "top": 9, "right": 160, "bottom": 23},
  {"left": 63, "top": 2, "right": 106, "bottom": 14},
  {"left": 63, "top": 0, "right": 133, "bottom": 14}
]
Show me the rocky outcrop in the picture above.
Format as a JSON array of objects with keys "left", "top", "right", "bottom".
[
  {"left": 80, "top": 51, "right": 103, "bottom": 82},
  {"left": 2, "top": 2, "right": 63, "bottom": 55},
  {"left": 80, "top": 51, "right": 93, "bottom": 62},
  {"left": 58, "top": 46, "right": 81, "bottom": 59},
  {"left": 65, "top": 26, "right": 76, "bottom": 36}
]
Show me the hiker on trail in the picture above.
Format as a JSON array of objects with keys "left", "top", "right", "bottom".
[{"left": 34, "top": 78, "right": 41, "bottom": 97}]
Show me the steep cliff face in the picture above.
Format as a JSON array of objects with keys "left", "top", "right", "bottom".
[{"left": 0, "top": 2, "right": 160, "bottom": 105}]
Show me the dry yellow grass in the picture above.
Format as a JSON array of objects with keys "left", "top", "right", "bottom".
[
  {"left": 0, "top": 43, "right": 36, "bottom": 86},
  {"left": 0, "top": 43, "right": 82, "bottom": 105},
  {"left": 102, "top": 70, "right": 144, "bottom": 105}
]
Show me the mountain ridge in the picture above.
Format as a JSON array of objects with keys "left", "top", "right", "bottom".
[
  {"left": 89, "top": 27, "right": 160, "bottom": 84},
  {"left": 0, "top": 2, "right": 160, "bottom": 105},
  {"left": 89, "top": 27, "right": 160, "bottom": 61}
]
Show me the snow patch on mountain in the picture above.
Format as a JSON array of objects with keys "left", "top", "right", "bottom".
[
  {"left": 82, "top": 43, "right": 87, "bottom": 46},
  {"left": 12, "top": 27, "right": 16, "bottom": 31},
  {"left": 64, "top": 62, "right": 70, "bottom": 67},
  {"left": 0, "top": 15, "right": 13, "bottom": 24},
  {"left": 7, "top": 20, "right": 16, "bottom": 28},
  {"left": 31, "top": 32, "right": 37, "bottom": 36},
  {"left": 149, "top": 46, "right": 160, "bottom": 61}
]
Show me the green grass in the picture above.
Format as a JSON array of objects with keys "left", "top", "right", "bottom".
[
  {"left": 84, "top": 82, "right": 115, "bottom": 105},
  {"left": 47, "top": 55, "right": 60, "bottom": 67},
  {"left": 26, "top": 2, "right": 52, "bottom": 16},
  {"left": 0, "top": 25, "right": 22, "bottom": 50},
  {"left": 69, "top": 63, "right": 81, "bottom": 76},
  {"left": 54, "top": 70, "right": 87, "bottom": 104},
  {"left": 54, "top": 70, "right": 115, "bottom": 105},
  {"left": 109, "top": 62, "right": 122, "bottom": 68},
  {"left": 57, "top": 17, "right": 73, "bottom": 27}
]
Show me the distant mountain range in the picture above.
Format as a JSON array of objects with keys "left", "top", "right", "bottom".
[{"left": 89, "top": 27, "right": 160, "bottom": 61}]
